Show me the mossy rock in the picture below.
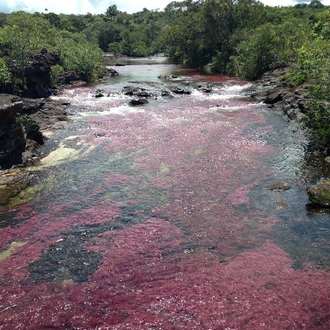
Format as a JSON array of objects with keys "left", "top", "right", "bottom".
[
  {"left": 307, "top": 180, "right": 330, "bottom": 207},
  {"left": 0, "top": 169, "right": 32, "bottom": 205}
]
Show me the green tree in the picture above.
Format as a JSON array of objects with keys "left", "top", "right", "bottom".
[
  {"left": 98, "top": 21, "right": 121, "bottom": 51},
  {"left": 293, "top": 38, "right": 330, "bottom": 151},
  {"left": 0, "top": 58, "right": 11, "bottom": 90},
  {"left": 303, "top": 85, "right": 330, "bottom": 151},
  {"left": 106, "top": 5, "right": 119, "bottom": 18},
  {"left": 309, "top": 0, "right": 324, "bottom": 9},
  {"left": 228, "top": 23, "right": 278, "bottom": 79},
  {"left": 61, "top": 40, "right": 105, "bottom": 81},
  {"left": 0, "top": 11, "right": 51, "bottom": 86},
  {"left": 274, "top": 18, "right": 311, "bottom": 67},
  {"left": 287, "top": 37, "right": 330, "bottom": 85}
]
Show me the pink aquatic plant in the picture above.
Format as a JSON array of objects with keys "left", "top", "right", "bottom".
[{"left": 0, "top": 71, "right": 329, "bottom": 329}]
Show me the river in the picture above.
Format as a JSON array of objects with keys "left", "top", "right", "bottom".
[{"left": 0, "top": 56, "right": 329, "bottom": 329}]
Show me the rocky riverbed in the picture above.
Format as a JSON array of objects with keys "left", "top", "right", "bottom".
[
  {"left": 248, "top": 67, "right": 307, "bottom": 121},
  {"left": 1, "top": 66, "right": 329, "bottom": 207},
  {"left": 0, "top": 93, "right": 70, "bottom": 204},
  {"left": 249, "top": 68, "right": 330, "bottom": 208}
]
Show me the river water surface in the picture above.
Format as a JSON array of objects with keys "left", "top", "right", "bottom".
[{"left": 0, "top": 57, "right": 329, "bottom": 329}]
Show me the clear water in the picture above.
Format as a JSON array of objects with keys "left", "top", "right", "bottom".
[{"left": 0, "top": 58, "right": 329, "bottom": 329}]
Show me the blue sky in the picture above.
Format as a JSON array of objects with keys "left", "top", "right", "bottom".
[{"left": 0, "top": 0, "right": 328, "bottom": 15}]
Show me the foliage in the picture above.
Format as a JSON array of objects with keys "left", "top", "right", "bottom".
[
  {"left": 0, "top": 11, "right": 51, "bottom": 80},
  {"left": 302, "top": 85, "right": 330, "bottom": 151},
  {"left": 0, "top": 58, "right": 11, "bottom": 89},
  {"left": 61, "top": 40, "right": 105, "bottom": 81},
  {"left": 228, "top": 24, "right": 278, "bottom": 79},
  {"left": 293, "top": 36, "right": 330, "bottom": 151},
  {"left": 50, "top": 64, "right": 64, "bottom": 88},
  {"left": 17, "top": 114, "right": 39, "bottom": 131},
  {"left": 286, "top": 38, "right": 330, "bottom": 86},
  {"left": 0, "top": 11, "right": 107, "bottom": 94}
]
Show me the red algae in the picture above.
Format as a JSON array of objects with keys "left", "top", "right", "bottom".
[
  {"left": 0, "top": 70, "right": 329, "bottom": 329},
  {"left": 1, "top": 241, "right": 328, "bottom": 329}
]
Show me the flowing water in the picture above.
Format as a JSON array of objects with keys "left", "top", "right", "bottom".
[{"left": 0, "top": 57, "right": 329, "bottom": 329}]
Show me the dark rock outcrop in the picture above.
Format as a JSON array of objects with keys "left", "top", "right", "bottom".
[
  {"left": 249, "top": 67, "right": 307, "bottom": 121},
  {"left": 196, "top": 82, "right": 213, "bottom": 93},
  {"left": 22, "top": 49, "right": 60, "bottom": 98},
  {"left": 170, "top": 86, "right": 192, "bottom": 95},
  {"left": 57, "top": 70, "right": 81, "bottom": 85},
  {"left": 0, "top": 93, "right": 69, "bottom": 168},
  {"left": 123, "top": 86, "right": 152, "bottom": 98},
  {"left": 129, "top": 98, "right": 148, "bottom": 106},
  {"left": 27, "top": 100, "right": 68, "bottom": 134},
  {"left": 0, "top": 95, "right": 25, "bottom": 169},
  {"left": 91, "top": 89, "right": 106, "bottom": 98}
]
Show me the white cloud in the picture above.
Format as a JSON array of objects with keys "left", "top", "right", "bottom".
[
  {"left": 6, "top": 0, "right": 96, "bottom": 14},
  {"left": 2, "top": 0, "right": 173, "bottom": 14},
  {"left": 261, "top": 0, "right": 330, "bottom": 6},
  {"left": 1, "top": 0, "right": 330, "bottom": 15}
]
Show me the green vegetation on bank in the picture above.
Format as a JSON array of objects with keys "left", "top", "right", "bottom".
[
  {"left": 0, "top": 11, "right": 106, "bottom": 93},
  {"left": 0, "top": 1, "right": 329, "bottom": 151}
]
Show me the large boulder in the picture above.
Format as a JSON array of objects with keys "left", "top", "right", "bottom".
[
  {"left": 22, "top": 49, "right": 60, "bottom": 98},
  {"left": 0, "top": 169, "right": 32, "bottom": 204},
  {"left": 129, "top": 98, "right": 148, "bottom": 106},
  {"left": 123, "top": 86, "right": 152, "bottom": 98},
  {"left": 0, "top": 93, "right": 69, "bottom": 168},
  {"left": 307, "top": 180, "right": 330, "bottom": 207},
  {"left": 0, "top": 95, "right": 25, "bottom": 169},
  {"left": 264, "top": 88, "right": 284, "bottom": 104},
  {"left": 57, "top": 70, "right": 81, "bottom": 85}
]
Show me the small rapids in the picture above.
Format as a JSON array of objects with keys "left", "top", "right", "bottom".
[{"left": 0, "top": 58, "right": 329, "bottom": 329}]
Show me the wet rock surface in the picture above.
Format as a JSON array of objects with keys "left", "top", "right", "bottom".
[
  {"left": 0, "top": 93, "right": 69, "bottom": 202},
  {"left": 268, "top": 181, "right": 292, "bottom": 191},
  {"left": 0, "top": 169, "right": 32, "bottom": 204},
  {"left": 0, "top": 93, "right": 69, "bottom": 167},
  {"left": 0, "top": 95, "right": 25, "bottom": 168},
  {"left": 248, "top": 68, "right": 308, "bottom": 121},
  {"left": 307, "top": 180, "right": 330, "bottom": 207},
  {"left": 249, "top": 68, "right": 330, "bottom": 207},
  {"left": 129, "top": 98, "right": 148, "bottom": 106},
  {"left": 123, "top": 86, "right": 152, "bottom": 98}
]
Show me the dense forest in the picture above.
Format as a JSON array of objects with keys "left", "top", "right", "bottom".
[{"left": 0, "top": 0, "right": 329, "bottom": 150}]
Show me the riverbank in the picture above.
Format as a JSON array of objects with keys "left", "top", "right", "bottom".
[
  {"left": 248, "top": 67, "right": 330, "bottom": 207},
  {"left": 248, "top": 67, "right": 307, "bottom": 121}
]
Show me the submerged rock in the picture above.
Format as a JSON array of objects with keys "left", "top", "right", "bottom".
[
  {"left": 170, "top": 86, "right": 191, "bottom": 95},
  {"left": 107, "top": 68, "right": 119, "bottom": 76},
  {"left": 123, "top": 86, "right": 152, "bottom": 98},
  {"left": 307, "top": 180, "right": 330, "bottom": 207},
  {"left": 0, "top": 169, "right": 32, "bottom": 204},
  {"left": 129, "top": 98, "right": 148, "bottom": 106},
  {"left": 91, "top": 89, "right": 106, "bottom": 98},
  {"left": 268, "top": 181, "right": 292, "bottom": 191}
]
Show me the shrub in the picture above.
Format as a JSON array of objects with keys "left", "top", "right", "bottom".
[{"left": 0, "top": 57, "right": 11, "bottom": 89}]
